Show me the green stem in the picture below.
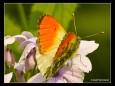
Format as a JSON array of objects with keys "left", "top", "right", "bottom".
[
  {"left": 32, "top": 63, "right": 37, "bottom": 75},
  {"left": 5, "top": 63, "right": 10, "bottom": 73},
  {"left": 12, "top": 68, "right": 17, "bottom": 82},
  {"left": 17, "top": 4, "right": 28, "bottom": 30},
  {"left": 26, "top": 70, "right": 31, "bottom": 81}
]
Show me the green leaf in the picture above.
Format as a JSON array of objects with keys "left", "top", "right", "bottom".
[
  {"left": 28, "top": 11, "right": 42, "bottom": 33},
  {"left": 29, "top": 3, "right": 79, "bottom": 32},
  {"left": 5, "top": 15, "right": 21, "bottom": 36},
  {"left": 31, "top": 4, "right": 56, "bottom": 15}
]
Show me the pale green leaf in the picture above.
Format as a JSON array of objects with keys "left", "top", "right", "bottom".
[
  {"left": 5, "top": 15, "right": 21, "bottom": 36},
  {"left": 29, "top": 3, "right": 79, "bottom": 32}
]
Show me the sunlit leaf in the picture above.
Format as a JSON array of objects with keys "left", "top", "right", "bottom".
[
  {"left": 28, "top": 11, "right": 42, "bottom": 34},
  {"left": 31, "top": 4, "right": 56, "bottom": 15},
  {"left": 29, "top": 4, "right": 79, "bottom": 32}
]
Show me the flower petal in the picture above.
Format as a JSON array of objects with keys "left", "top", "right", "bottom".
[
  {"left": 4, "top": 36, "right": 15, "bottom": 46},
  {"left": 15, "top": 69, "right": 25, "bottom": 82},
  {"left": 19, "top": 37, "right": 37, "bottom": 50},
  {"left": 4, "top": 35, "right": 11, "bottom": 39},
  {"left": 59, "top": 66, "right": 71, "bottom": 75},
  {"left": 4, "top": 72, "right": 13, "bottom": 83},
  {"left": 78, "top": 40, "right": 99, "bottom": 55},
  {"left": 13, "top": 35, "right": 27, "bottom": 43},
  {"left": 14, "top": 61, "right": 25, "bottom": 71},
  {"left": 72, "top": 55, "right": 92, "bottom": 73},
  {"left": 24, "top": 48, "right": 36, "bottom": 73},
  {"left": 63, "top": 74, "right": 83, "bottom": 83},
  {"left": 62, "top": 64, "right": 84, "bottom": 79},
  {"left": 70, "top": 65, "right": 84, "bottom": 80},
  {"left": 27, "top": 73, "right": 46, "bottom": 83},
  {"left": 47, "top": 77, "right": 56, "bottom": 83},
  {"left": 47, "top": 77, "right": 66, "bottom": 83},
  {"left": 56, "top": 78, "right": 67, "bottom": 83},
  {"left": 21, "top": 31, "right": 33, "bottom": 39},
  {"left": 5, "top": 49, "right": 15, "bottom": 66},
  {"left": 59, "top": 65, "right": 84, "bottom": 81},
  {"left": 19, "top": 43, "right": 36, "bottom": 62}
]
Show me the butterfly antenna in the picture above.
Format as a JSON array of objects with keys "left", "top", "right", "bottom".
[
  {"left": 72, "top": 12, "right": 77, "bottom": 35},
  {"left": 81, "top": 32, "right": 104, "bottom": 39}
]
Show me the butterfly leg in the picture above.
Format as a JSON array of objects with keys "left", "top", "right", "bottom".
[{"left": 70, "top": 59, "right": 74, "bottom": 76}]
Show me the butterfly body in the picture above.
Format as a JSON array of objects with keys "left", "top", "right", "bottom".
[{"left": 36, "top": 15, "right": 80, "bottom": 79}]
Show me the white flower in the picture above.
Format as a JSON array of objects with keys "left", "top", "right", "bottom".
[
  {"left": 4, "top": 31, "right": 99, "bottom": 83},
  {"left": 4, "top": 36, "right": 15, "bottom": 66},
  {"left": 27, "top": 65, "right": 84, "bottom": 83},
  {"left": 71, "top": 40, "right": 99, "bottom": 73},
  {"left": 14, "top": 61, "right": 25, "bottom": 82},
  {"left": 14, "top": 31, "right": 37, "bottom": 73},
  {"left": 4, "top": 37, "right": 15, "bottom": 83},
  {"left": 4, "top": 36, "right": 15, "bottom": 47},
  {"left": 4, "top": 72, "right": 13, "bottom": 83},
  {"left": 4, "top": 31, "right": 37, "bottom": 82}
]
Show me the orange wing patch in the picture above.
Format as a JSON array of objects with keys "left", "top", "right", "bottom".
[
  {"left": 38, "top": 15, "right": 66, "bottom": 54},
  {"left": 53, "top": 32, "right": 76, "bottom": 60}
]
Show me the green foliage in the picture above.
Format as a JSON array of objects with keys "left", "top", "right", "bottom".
[
  {"left": 76, "top": 4, "right": 110, "bottom": 82},
  {"left": 31, "top": 4, "right": 78, "bottom": 29},
  {"left": 5, "top": 15, "right": 21, "bottom": 36},
  {"left": 29, "top": 4, "right": 78, "bottom": 36}
]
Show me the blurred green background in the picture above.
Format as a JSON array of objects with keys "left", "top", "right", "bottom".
[{"left": 4, "top": 3, "right": 110, "bottom": 82}]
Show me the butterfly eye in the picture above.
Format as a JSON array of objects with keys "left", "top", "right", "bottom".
[{"left": 77, "top": 36, "right": 81, "bottom": 40}]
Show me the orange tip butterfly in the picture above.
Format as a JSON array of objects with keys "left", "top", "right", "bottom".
[{"left": 36, "top": 13, "right": 104, "bottom": 79}]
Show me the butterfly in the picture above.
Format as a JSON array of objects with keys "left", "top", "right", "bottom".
[{"left": 36, "top": 14, "right": 81, "bottom": 79}]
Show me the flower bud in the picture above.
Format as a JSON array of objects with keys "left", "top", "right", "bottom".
[
  {"left": 4, "top": 48, "right": 15, "bottom": 66},
  {"left": 16, "top": 69, "right": 25, "bottom": 82},
  {"left": 24, "top": 47, "right": 36, "bottom": 73}
]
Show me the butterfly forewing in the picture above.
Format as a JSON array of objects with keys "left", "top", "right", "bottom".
[
  {"left": 38, "top": 15, "right": 67, "bottom": 54},
  {"left": 36, "top": 15, "right": 67, "bottom": 78}
]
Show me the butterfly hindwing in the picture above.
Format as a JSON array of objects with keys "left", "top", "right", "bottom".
[{"left": 44, "top": 32, "right": 79, "bottom": 79}]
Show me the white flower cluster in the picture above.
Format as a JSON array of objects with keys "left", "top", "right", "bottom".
[{"left": 4, "top": 31, "right": 99, "bottom": 83}]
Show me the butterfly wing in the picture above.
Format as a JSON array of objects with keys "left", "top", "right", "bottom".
[{"left": 36, "top": 15, "right": 67, "bottom": 78}]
